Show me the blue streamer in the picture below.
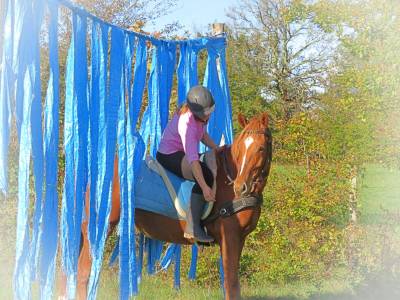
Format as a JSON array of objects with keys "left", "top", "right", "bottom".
[
  {"left": 61, "top": 15, "right": 77, "bottom": 297},
  {"left": 117, "top": 37, "right": 131, "bottom": 299},
  {"left": 61, "top": 12, "right": 89, "bottom": 297},
  {"left": 219, "top": 255, "right": 225, "bottom": 295},
  {"left": 176, "top": 42, "right": 200, "bottom": 105},
  {"left": 140, "top": 41, "right": 176, "bottom": 157},
  {"left": 217, "top": 50, "right": 233, "bottom": 145},
  {"left": 130, "top": 38, "right": 147, "bottom": 127},
  {"left": 88, "top": 21, "right": 108, "bottom": 258},
  {"left": 14, "top": 66, "right": 34, "bottom": 300},
  {"left": 160, "top": 244, "right": 177, "bottom": 270},
  {"left": 39, "top": 1, "right": 60, "bottom": 298},
  {"left": 174, "top": 245, "right": 181, "bottom": 290},
  {"left": 6, "top": 1, "right": 234, "bottom": 299},
  {"left": 13, "top": 0, "right": 45, "bottom": 298},
  {"left": 29, "top": 0, "right": 45, "bottom": 282},
  {"left": 87, "top": 26, "right": 124, "bottom": 300},
  {"left": 159, "top": 42, "right": 176, "bottom": 130},
  {"left": 202, "top": 49, "right": 224, "bottom": 149},
  {"left": 139, "top": 47, "right": 160, "bottom": 158},
  {"left": 14, "top": 0, "right": 33, "bottom": 141},
  {"left": 138, "top": 233, "right": 145, "bottom": 283},
  {"left": 109, "top": 240, "right": 119, "bottom": 267},
  {"left": 0, "top": 0, "right": 14, "bottom": 195},
  {"left": 188, "top": 245, "right": 198, "bottom": 280},
  {"left": 117, "top": 31, "right": 141, "bottom": 299}
]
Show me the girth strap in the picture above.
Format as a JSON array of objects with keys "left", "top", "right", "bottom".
[{"left": 202, "top": 195, "right": 263, "bottom": 225}]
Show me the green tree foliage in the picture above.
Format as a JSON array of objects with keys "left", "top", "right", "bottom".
[
  {"left": 75, "top": 0, "right": 177, "bottom": 28},
  {"left": 227, "top": 0, "right": 336, "bottom": 121},
  {"left": 224, "top": 0, "right": 400, "bottom": 284},
  {"left": 312, "top": 0, "right": 400, "bottom": 167}
]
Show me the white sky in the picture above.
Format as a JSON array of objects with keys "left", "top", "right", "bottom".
[{"left": 144, "top": 0, "right": 238, "bottom": 34}]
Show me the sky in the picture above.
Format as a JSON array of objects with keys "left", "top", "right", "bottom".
[{"left": 145, "top": 0, "right": 238, "bottom": 34}]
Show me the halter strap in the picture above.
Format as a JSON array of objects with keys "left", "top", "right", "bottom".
[{"left": 202, "top": 195, "right": 263, "bottom": 225}]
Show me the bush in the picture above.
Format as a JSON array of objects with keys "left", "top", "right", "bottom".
[{"left": 241, "top": 161, "right": 351, "bottom": 283}]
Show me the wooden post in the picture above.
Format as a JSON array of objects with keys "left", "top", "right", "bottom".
[
  {"left": 349, "top": 167, "right": 358, "bottom": 223},
  {"left": 212, "top": 23, "right": 226, "bottom": 36}
]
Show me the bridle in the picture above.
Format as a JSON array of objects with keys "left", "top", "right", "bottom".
[
  {"left": 202, "top": 127, "right": 272, "bottom": 225},
  {"left": 222, "top": 128, "right": 272, "bottom": 184}
]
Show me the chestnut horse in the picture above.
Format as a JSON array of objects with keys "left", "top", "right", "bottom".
[{"left": 64, "top": 112, "right": 272, "bottom": 300}]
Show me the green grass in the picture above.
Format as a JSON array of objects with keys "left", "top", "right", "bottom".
[
  {"left": 96, "top": 267, "right": 357, "bottom": 300},
  {"left": 358, "top": 164, "right": 400, "bottom": 224},
  {"left": 1, "top": 163, "right": 399, "bottom": 299}
]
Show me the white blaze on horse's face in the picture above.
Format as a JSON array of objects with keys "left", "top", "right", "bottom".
[{"left": 239, "top": 136, "right": 254, "bottom": 176}]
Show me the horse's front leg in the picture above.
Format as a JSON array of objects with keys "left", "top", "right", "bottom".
[{"left": 219, "top": 218, "right": 245, "bottom": 300}]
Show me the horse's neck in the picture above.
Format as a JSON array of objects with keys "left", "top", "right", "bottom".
[{"left": 215, "top": 146, "right": 237, "bottom": 203}]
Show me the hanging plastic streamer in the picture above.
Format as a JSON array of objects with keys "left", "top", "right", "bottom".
[
  {"left": 87, "top": 26, "right": 125, "bottom": 300},
  {"left": 61, "top": 9, "right": 90, "bottom": 297},
  {"left": 202, "top": 38, "right": 233, "bottom": 150},
  {"left": 121, "top": 35, "right": 148, "bottom": 297},
  {"left": 140, "top": 40, "right": 176, "bottom": 158},
  {"left": 116, "top": 32, "right": 135, "bottom": 299},
  {"left": 137, "top": 233, "right": 145, "bottom": 282},
  {"left": 39, "top": 1, "right": 60, "bottom": 298},
  {"left": 138, "top": 40, "right": 177, "bottom": 276},
  {"left": 174, "top": 245, "right": 182, "bottom": 289},
  {"left": 219, "top": 256, "right": 225, "bottom": 296},
  {"left": 1, "top": 0, "right": 234, "bottom": 298},
  {"left": 28, "top": 0, "right": 46, "bottom": 284},
  {"left": 0, "top": 0, "right": 13, "bottom": 195},
  {"left": 12, "top": 0, "right": 45, "bottom": 299},
  {"left": 217, "top": 49, "right": 234, "bottom": 145},
  {"left": 176, "top": 41, "right": 200, "bottom": 105},
  {"left": 188, "top": 244, "right": 198, "bottom": 280}
]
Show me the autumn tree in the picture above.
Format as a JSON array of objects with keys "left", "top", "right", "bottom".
[
  {"left": 313, "top": 0, "right": 400, "bottom": 167},
  {"left": 227, "top": 0, "right": 336, "bottom": 121}
]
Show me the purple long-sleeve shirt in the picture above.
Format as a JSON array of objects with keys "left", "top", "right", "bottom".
[{"left": 158, "top": 111, "right": 205, "bottom": 164}]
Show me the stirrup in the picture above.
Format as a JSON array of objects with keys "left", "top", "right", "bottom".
[{"left": 183, "top": 232, "right": 213, "bottom": 243}]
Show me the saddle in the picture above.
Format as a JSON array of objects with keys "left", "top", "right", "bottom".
[{"left": 134, "top": 152, "right": 217, "bottom": 221}]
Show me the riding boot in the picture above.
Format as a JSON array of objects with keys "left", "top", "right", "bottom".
[{"left": 184, "top": 193, "right": 214, "bottom": 243}]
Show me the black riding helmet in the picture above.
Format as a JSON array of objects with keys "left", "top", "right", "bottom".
[{"left": 186, "top": 85, "right": 215, "bottom": 119}]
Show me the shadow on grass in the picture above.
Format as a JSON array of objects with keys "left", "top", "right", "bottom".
[
  {"left": 310, "top": 273, "right": 400, "bottom": 300},
  {"left": 243, "top": 297, "right": 297, "bottom": 300}
]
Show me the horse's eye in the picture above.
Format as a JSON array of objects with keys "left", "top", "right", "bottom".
[{"left": 259, "top": 147, "right": 265, "bottom": 152}]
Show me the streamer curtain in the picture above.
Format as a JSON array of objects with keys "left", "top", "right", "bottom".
[{"left": 0, "top": 0, "right": 233, "bottom": 299}]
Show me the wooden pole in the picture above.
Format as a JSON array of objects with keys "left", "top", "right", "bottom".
[{"left": 212, "top": 23, "right": 226, "bottom": 36}]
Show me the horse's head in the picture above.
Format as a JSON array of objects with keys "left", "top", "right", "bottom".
[{"left": 231, "top": 112, "right": 272, "bottom": 198}]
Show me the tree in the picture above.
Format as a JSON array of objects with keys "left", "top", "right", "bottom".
[
  {"left": 75, "top": 0, "right": 178, "bottom": 31},
  {"left": 313, "top": 0, "right": 400, "bottom": 167},
  {"left": 227, "top": 0, "right": 336, "bottom": 121}
]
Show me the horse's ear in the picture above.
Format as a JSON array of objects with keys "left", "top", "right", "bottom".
[
  {"left": 237, "top": 113, "right": 248, "bottom": 128},
  {"left": 261, "top": 112, "right": 269, "bottom": 127}
]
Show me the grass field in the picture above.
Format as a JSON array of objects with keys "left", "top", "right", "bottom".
[
  {"left": 1, "top": 164, "right": 399, "bottom": 299},
  {"left": 358, "top": 164, "right": 400, "bottom": 224}
]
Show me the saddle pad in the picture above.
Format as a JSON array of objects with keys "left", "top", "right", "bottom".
[{"left": 134, "top": 160, "right": 212, "bottom": 220}]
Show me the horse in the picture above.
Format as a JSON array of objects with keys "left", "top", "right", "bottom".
[{"left": 61, "top": 112, "right": 272, "bottom": 300}]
